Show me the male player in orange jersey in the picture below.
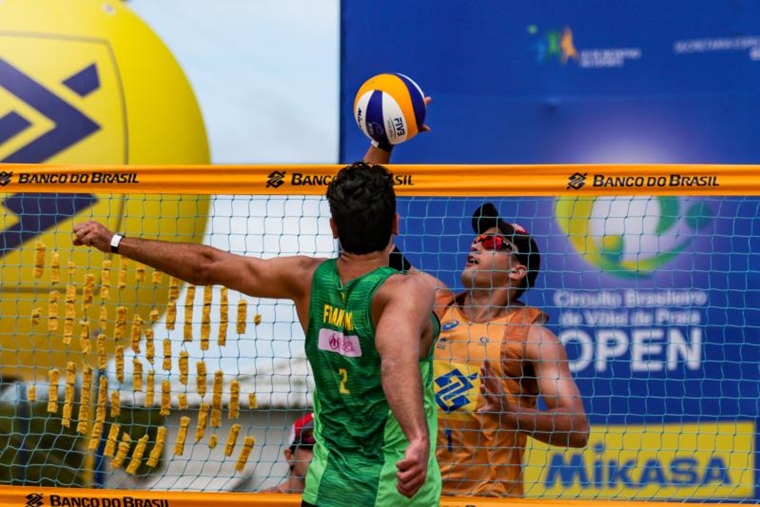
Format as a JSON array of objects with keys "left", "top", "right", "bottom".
[{"left": 366, "top": 142, "right": 590, "bottom": 498}]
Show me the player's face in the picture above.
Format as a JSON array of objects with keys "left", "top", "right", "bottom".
[
  {"left": 461, "top": 227, "right": 520, "bottom": 289},
  {"left": 291, "top": 446, "right": 314, "bottom": 479}
]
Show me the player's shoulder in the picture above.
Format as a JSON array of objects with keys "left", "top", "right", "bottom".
[
  {"left": 375, "top": 272, "right": 435, "bottom": 307},
  {"left": 384, "top": 270, "right": 434, "bottom": 293},
  {"left": 268, "top": 255, "right": 328, "bottom": 294},
  {"left": 524, "top": 320, "right": 566, "bottom": 359},
  {"left": 281, "top": 255, "right": 328, "bottom": 274}
]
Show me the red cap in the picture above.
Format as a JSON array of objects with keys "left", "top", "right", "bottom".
[{"left": 289, "top": 413, "right": 315, "bottom": 448}]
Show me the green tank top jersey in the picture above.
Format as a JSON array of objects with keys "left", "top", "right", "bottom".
[{"left": 302, "top": 259, "right": 441, "bottom": 507}]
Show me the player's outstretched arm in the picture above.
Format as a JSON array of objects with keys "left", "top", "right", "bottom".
[
  {"left": 72, "top": 220, "right": 318, "bottom": 302},
  {"left": 374, "top": 275, "right": 436, "bottom": 498}
]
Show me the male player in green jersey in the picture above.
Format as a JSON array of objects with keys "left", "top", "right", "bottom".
[{"left": 73, "top": 162, "right": 442, "bottom": 506}]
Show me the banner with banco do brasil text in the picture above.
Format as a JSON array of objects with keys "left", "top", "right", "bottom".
[{"left": 1, "top": 164, "right": 760, "bottom": 196}]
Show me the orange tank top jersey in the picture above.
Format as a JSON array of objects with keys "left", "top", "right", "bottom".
[{"left": 433, "top": 297, "right": 547, "bottom": 497}]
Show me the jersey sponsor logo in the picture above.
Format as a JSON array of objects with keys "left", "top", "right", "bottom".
[
  {"left": 433, "top": 362, "right": 480, "bottom": 414},
  {"left": 318, "top": 328, "right": 362, "bottom": 358},
  {"left": 441, "top": 320, "right": 460, "bottom": 331}
]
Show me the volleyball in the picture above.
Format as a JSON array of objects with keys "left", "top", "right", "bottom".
[{"left": 353, "top": 73, "right": 427, "bottom": 147}]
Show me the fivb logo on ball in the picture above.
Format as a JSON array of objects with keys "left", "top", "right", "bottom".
[{"left": 555, "top": 196, "right": 714, "bottom": 278}]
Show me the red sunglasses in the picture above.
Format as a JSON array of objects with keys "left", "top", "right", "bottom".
[{"left": 474, "top": 234, "right": 518, "bottom": 253}]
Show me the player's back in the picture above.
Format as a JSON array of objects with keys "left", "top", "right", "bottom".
[{"left": 302, "top": 259, "right": 441, "bottom": 507}]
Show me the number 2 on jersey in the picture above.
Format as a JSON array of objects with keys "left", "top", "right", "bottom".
[{"left": 338, "top": 368, "right": 351, "bottom": 394}]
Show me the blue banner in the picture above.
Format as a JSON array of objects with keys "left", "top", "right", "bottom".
[{"left": 342, "top": 1, "right": 760, "bottom": 501}]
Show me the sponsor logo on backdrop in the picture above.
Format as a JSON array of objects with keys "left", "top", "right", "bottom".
[
  {"left": 556, "top": 196, "right": 713, "bottom": 277},
  {"left": 0, "top": 59, "right": 101, "bottom": 163},
  {"left": 673, "top": 35, "right": 760, "bottom": 61},
  {"left": 554, "top": 196, "right": 714, "bottom": 375},
  {"left": 525, "top": 422, "right": 755, "bottom": 500},
  {"left": 553, "top": 196, "right": 714, "bottom": 375},
  {"left": 528, "top": 25, "right": 642, "bottom": 68},
  {"left": 555, "top": 289, "right": 706, "bottom": 374}
]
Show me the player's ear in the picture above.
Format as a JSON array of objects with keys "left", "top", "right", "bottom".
[
  {"left": 392, "top": 213, "right": 400, "bottom": 235},
  {"left": 509, "top": 264, "right": 527, "bottom": 285},
  {"left": 329, "top": 218, "right": 339, "bottom": 239}
]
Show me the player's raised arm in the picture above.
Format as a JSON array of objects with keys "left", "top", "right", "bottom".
[
  {"left": 479, "top": 324, "right": 589, "bottom": 448},
  {"left": 520, "top": 324, "right": 590, "bottom": 448},
  {"left": 72, "top": 220, "right": 318, "bottom": 302}
]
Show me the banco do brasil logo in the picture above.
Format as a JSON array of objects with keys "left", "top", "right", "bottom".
[
  {"left": 266, "top": 170, "right": 286, "bottom": 188},
  {"left": 0, "top": 171, "right": 12, "bottom": 186},
  {"left": 555, "top": 196, "right": 713, "bottom": 278},
  {"left": 26, "top": 493, "right": 44, "bottom": 507},
  {"left": 567, "top": 172, "right": 587, "bottom": 190}
]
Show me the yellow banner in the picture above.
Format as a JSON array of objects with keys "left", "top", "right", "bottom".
[
  {"left": 0, "top": 485, "right": 754, "bottom": 507},
  {"left": 0, "top": 163, "right": 759, "bottom": 195},
  {"left": 524, "top": 421, "right": 755, "bottom": 501}
]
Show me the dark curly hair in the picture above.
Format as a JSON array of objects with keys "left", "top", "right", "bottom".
[{"left": 326, "top": 162, "right": 396, "bottom": 254}]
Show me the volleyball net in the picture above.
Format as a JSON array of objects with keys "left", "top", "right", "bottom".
[{"left": 0, "top": 163, "right": 757, "bottom": 506}]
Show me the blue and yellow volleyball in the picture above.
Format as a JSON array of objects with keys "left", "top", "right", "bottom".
[{"left": 353, "top": 73, "right": 426, "bottom": 146}]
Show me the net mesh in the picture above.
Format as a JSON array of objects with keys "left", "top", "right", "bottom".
[{"left": 0, "top": 165, "right": 756, "bottom": 503}]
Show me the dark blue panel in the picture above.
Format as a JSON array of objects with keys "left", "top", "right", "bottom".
[
  {"left": 340, "top": 0, "right": 760, "bottom": 164},
  {"left": 342, "top": 3, "right": 760, "bottom": 499}
]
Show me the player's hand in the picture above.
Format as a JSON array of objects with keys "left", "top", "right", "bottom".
[
  {"left": 395, "top": 438, "right": 429, "bottom": 498},
  {"left": 477, "top": 359, "right": 517, "bottom": 426},
  {"left": 72, "top": 221, "right": 115, "bottom": 253},
  {"left": 365, "top": 96, "right": 433, "bottom": 162},
  {"left": 420, "top": 96, "right": 433, "bottom": 133}
]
